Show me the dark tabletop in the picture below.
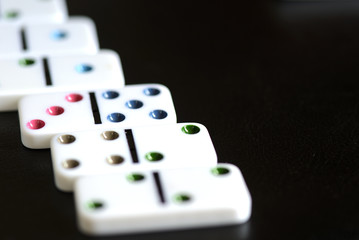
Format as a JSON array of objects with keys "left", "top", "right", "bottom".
[{"left": 1, "top": 1, "right": 359, "bottom": 239}]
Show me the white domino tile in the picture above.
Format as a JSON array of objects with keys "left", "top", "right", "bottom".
[
  {"left": 0, "top": 0, "right": 68, "bottom": 24},
  {"left": 18, "top": 84, "right": 177, "bottom": 149},
  {"left": 0, "top": 16, "right": 99, "bottom": 57},
  {"left": 51, "top": 122, "right": 217, "bottom": 192},
  {"left": 0, "top": 49, "right": 125, "bottom": 111},
  {"left": 74, "top": 163, "right": 252, "bottom": 236}
]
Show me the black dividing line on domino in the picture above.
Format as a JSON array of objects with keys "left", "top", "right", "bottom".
[
  {"left": 42, "top": 58, "right": 53, "bottom": 86},
  {"left": 89, "top": 92, "right": 102, "bottom": 124},
  {"left": 125, "top": 129, "right": 139, "bottom": 164},
  {"left": 153, "top": 172, "right": 166, "bottom": 204},
  {"left": 20, "top": 28, "right": 28, "bottom": 51}
]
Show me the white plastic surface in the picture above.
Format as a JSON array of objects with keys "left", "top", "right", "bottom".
[
  {"left": 51, "top": 122, "right": 217, "bottom": 191},
  {"left": 0, "top": 24, "right": 22, "bottom": 54},
  {"left": 74, "top": 163, "right": 252, "bottom": 236},
  {"left": 0, "top": 16, "right": 98, "bottom": 57},
  {"left": 0, "top": 49, "right": 125, "bottom": 111},
  {"left": 0, "top": 0, "right": 68, "bottom": 24},
  {"left": 18, "top": 84, "right": 177, "bottom": 149}
]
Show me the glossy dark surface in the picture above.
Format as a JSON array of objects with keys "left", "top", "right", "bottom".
[{"left": 1, "top": 1, "right": 359, "bottom": 239}]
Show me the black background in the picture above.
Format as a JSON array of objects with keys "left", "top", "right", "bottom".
[{"left": 1, "top": 0, "right": 359, "bottom": 239}]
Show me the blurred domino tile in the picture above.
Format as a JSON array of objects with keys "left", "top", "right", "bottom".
[
  {"left": 0, "top": 0, "right": 68, "bottom": 24},
  {"left": 0, "top": 49, "right": 125, "bottom": 111},
  {"left": 0, "top": 16, "right": 99, "bottom": 57}
]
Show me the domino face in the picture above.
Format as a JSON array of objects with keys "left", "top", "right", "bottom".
[
  {"left": 0, "top": 49, "right": 125, "bottom": 111},
  {"left": 74, "top": 163, "right": 252, "bottom": 236},
  {"left": 51, "top": 122, "right": 217, "bottom": 192},
  {"left": 0, "top": 0, "right": 68, "bottom": 24},
  {"left": 18, "top": 84, "right": 177, "bottom": 149},
  {"left": 0, "top": 16, "right": 98, "bottom": 57}
]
